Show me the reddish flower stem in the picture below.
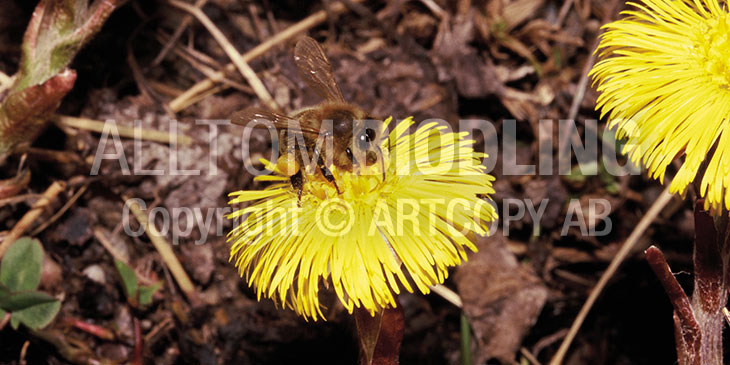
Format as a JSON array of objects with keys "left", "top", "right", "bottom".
[
  {"left": 62, "top": 317, "right": 115, "bottom": 341},
  {"left": 354, "top": 302, "right": 404, "bottom": 365},
  {"left": 646, "top": 201, "right": 730, "bottom": 365},
  {"left": 131, "top": 317, "right": 143, "bottom": 365},
  {"left": 646, "top": 246, "right": 701, "bottom": 365}
]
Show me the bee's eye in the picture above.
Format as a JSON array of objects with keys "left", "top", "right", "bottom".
[
  {"left": 358, "top": 128, "right": 376, "bottom": 150},
  {"left": 364, "top": 128, "right": 376, "bottom": 141},
  {"left": 358, "top": 134, "right": 369, "bottom": 149},
  {"left": 346, "top": 147, "right": 354, "bottom": 161}
]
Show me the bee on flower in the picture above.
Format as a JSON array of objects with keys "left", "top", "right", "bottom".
[
  {"left": 227, "top": 37, "right": 497, "bottom": 320},
  {"left": 227, "top": 116, "right": 497, "bottom": 320}
]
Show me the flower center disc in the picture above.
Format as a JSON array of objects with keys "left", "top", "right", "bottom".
[
  {"left": 302, "top": 163, "right": 389, "bottom": 206},
  {"left": 698, "top": 13, "right": 730, "bottom": 89}
]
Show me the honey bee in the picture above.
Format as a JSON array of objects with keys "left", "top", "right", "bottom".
[{"left": 232, "top": 37, "right": 385, "bottom": 198}]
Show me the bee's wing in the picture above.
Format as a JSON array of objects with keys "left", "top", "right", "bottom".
[
  {"left": 294, "top": 36, "right": 345, "bottom": 103},
  {"left": 232, "top": 107, "right": 320, "bottom": 135}
]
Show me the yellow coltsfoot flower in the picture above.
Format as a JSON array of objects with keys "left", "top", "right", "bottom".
[
  {"left": 227, "top": 117, "right": 498, "bottom": 320},
  {"left": 591, "top": 0, "right": 730, "bottom": 212}
]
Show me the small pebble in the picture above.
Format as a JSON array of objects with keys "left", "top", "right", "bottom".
[
  {"left": 40, "top": 255, "right": 63, "bottom": 289},
  {"left": 82, "top": 264, "right": 106, "bottom": 284}
]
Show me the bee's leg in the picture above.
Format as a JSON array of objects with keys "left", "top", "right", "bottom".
[
  {"left": 319, "top": 165, "right": 341, "bottom": 194},
  {"left": 313, "top": 146, "right": 342, "bottom": 194},
  {"left": 290, "top": 169, "right": 304, "bottom": 204}
]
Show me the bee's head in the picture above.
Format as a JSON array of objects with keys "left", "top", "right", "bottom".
[{"left": 320, "top": 105, "right": 381, "bottom": 174}]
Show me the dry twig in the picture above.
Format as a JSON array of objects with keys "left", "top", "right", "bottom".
[
  {"left": 167, "top": 0, "right": 361, "bottom": 112},
  {"left": 127, "top": 22, "right": 178, "bottom": 119},
  {"left": 23, "top": 148, "right": 83, "bottom": 165},
  {"left": 30, "top": 184, "right": 88, "bottom": 236},
  {"left": 419, "top": 0, "right": 447, "bottom": 19},
  {"left": 550, "top": 186, "right": 674, "bottom": 364},
  {"left": 54, "top": 115, "right": 193, "bottom": 145},
  {"left": 555, "top": 0, "right": 575, "bottom": 27},
  {"left": 151, "top": 0, "right": 208, "bottom": 67},
  {"left": 144, "top": 316, "right": 174, "bottom": 344},
  {"left": 123, "top": 196, "right": 199, "bottom": 305},
  {"left": 520, "top": 347, "right": 542, "bottom": 365},
  {"left": 19, "top": 341, "right": 30, "bottom": 365},
  {"left": 430, "top": 284, "right": 463, "bottom": 308},
  {"left": 154, "top": 32, "right": 254, "bottom": 94},
  {"left": 148, "top": 81, "right": 184, "bottom": 98},
  {"left": 172, "top": 85, "right": 227, "bottom": 113},
  {"left": 0, "top": 194, "right": 44, "bottom": 208},
  {"left": 167, "top": 0, "right": 280, "bottom": 112},
  {"left": 0, "top": 181, "right": 66, "bottom": 259}
]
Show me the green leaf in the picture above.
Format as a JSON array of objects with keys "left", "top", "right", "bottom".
[
  {"left": 138, "top": 282, "right": 162, "bottom": 307},
  {"left": 0, "top": 307, "right": 5, "bottom": 319},
  {"left": 114, "top": 259, "right": 138, "bottom": 299},
  {"left": 0, "top": 237, "right": 43, "bottom": 291},
  {"left": 15, "top": 0, "right": 119, "bottom": 91},
  {"left": 0, "top": 283, "right": 10, "bottom": 300},
  {"left": 0, "top": 291, "right": 58, "bottom": 311},
  {"left": 11, "top": 299, "right": 60, "bottom": 330}
]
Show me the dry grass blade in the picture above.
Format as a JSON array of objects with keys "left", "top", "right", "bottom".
[
  {"left": 167, "top": 0, "right": 280, "bottom": 112},
  {"left": 0, "top": 181, "right": 66, "bottom": 259},
  {"left": 54, "top": 115, "right": 193, "bottom": 145},
  {"left": 430, "top": 284, "right": 463, "bottom": 308},
  {"left": 150, "top": 0, "right": 208, "bottom": 67},
  {"left": 30, "top": 184, "right": 88, "bottom": 236},
  {"left": 24, "top": 148, "right": 84, "bottom": 165},
  {"left": 154, "top": 32, "right": 254, "bottom": 94},
  {"left": 0, "top": 194, "right": 44, "bottom": 208},
  {"left": 19, "top": 340, "right": 29, "bottom": 365},
  {"left": 549, "top": 186, "right": 674, "bottom": 365},
  {"left": 123, "top": 196, "right": 200, "bottom": 305},
  {"left": 555, "top": 0, "right": 575, "bottom": 27},
  {"left": 419, "top": 0, "right": 446, "bottom": 19},
  {"left": 167, "top": 0, "right": 362, "bottom": 113},
  {"left": 148, "top": 80, "right": 184, "bottom": 98},
  {"left": 173, "top": 85, "right": 227, "bottom": 113},
  {"left": 520, "top": 347, "right": 542, "bottom": 365}
]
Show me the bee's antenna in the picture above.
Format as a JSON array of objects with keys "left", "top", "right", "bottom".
[{"left": 376, "top": 145, "right": 386, "bottom": 181}]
